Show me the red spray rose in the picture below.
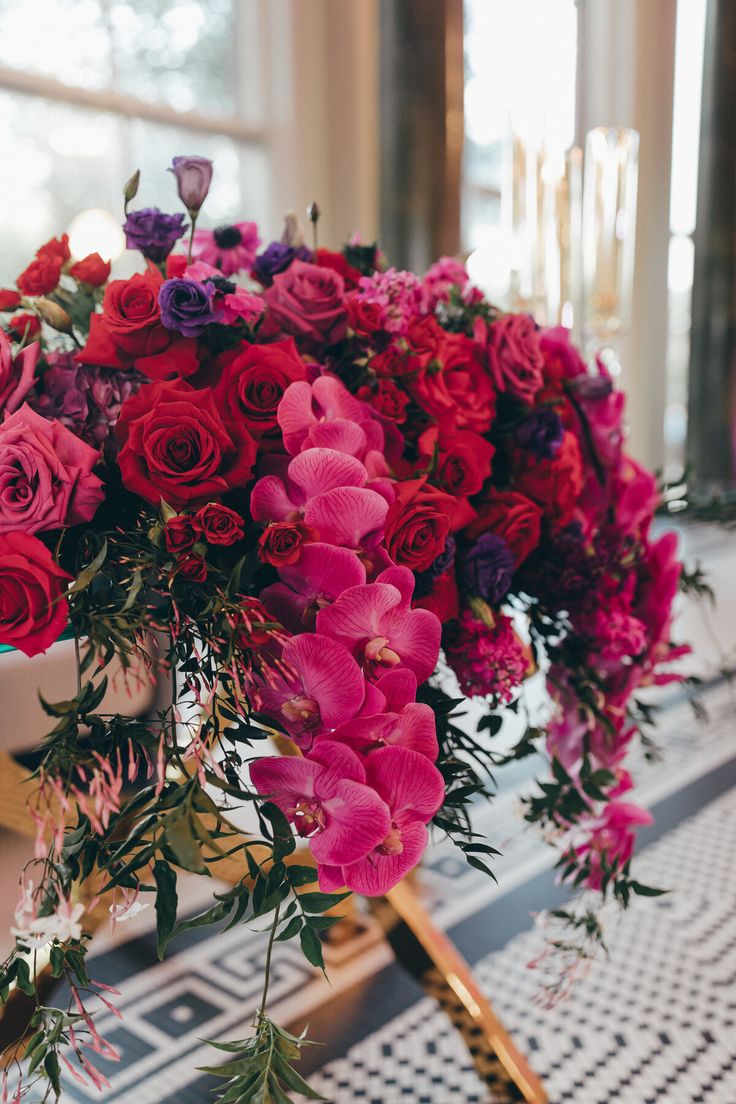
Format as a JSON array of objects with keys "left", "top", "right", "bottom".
[
  {"left": 314, "top": 249, "right": 362, "bottom": 290},
  {"left": 196, "top": 503, "right": 245, "bottom": 545},
  {"left": 418, "top": 427, "right": 495, "bottom": 498},
  {"left": 102, "top": 271, "right": 168, "bottom": 357},
  {"left": 384, "top": 478, "right": 456, "bottom": 572},
  {"left": 7, "top": 314, "right": 42, "bottom": 341},
  {"left": 116, "top": 379, "right": 257, "bottom": 508},
  {"left": 464, "top": 488, "right": 542, "bottom": 565},
  {"left": 69, "top": 253, "right": 111, "bottom": 286},
  {"left": 175, "top": 553, "right": 208, "bottom": 582},
  {"left": 356, "top": 379, "right": 409, "bottom": 424},
  {"left": 164, "top": 514, "right": 202, "bottom": 554},
  {"left": 0, "top": 532, "right": 71, "bottom": 656},
  {"left": 257, "top": 520, "right": 317, "bottom": 566},
  {"left": 0, "top": 290, "right": 21, "bottom": 311},
  {"left": 214, "top": 339, "right": 306, "bottom": 442},
  {"left": 514, "top": 431, "right": 583, "bottom": 529},
  {"left": 17, "top": 253, "right": 63, "bottom": 297},
  {"left": 441, "top": 332, "right": 497, "bottom": 434},
  {"left": 38, "top": 235, "right": 71, "bottom": 264},
  {"left": 345, "top": 294, "right": 386, "bottom": 338}
]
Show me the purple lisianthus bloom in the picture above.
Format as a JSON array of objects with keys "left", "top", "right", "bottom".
[
  {"left": 413, "top": 537, "right": 456, "bottom": 598},
  {"left": 252, "top": 241, "right": 312, "bottom": 287},
  {"left": 515, "top": 408, "right": 564, "bottom": 459},
  {"left": 123, "top": 208, "right": 188, "bottom": 263},
  {"left": 159, "top": 277, "right": 223, "bottom": 337},
  {"left": 169, "top": 156, "right": 213, "bottom": 216},
  {"left": 458, "top": 533, "right": 515, "bottom": 605}
]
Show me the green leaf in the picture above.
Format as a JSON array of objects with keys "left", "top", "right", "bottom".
[
  {"left": 154, "top": 860, "right": 178, "bottom": 960},
  {"left": 14, "top": 957, "right": 36, "bottom": 996},
  {"left": 271, "top": 1052, "right": 329, "bottom": 1099},
  {"left": 274, "top": 916, "right": 303, "bottom": 942},
  {"left": 164, "top": 804, "right": 207, "bottom": 874},
  {"left": 297, "top": 891, "right": 349, "bottom": 913},
  {"left": 67, "top": 538, "right": 108, "bottom": 593},
  {"left": 299, "top": 925, "right": 324, "bottom": 969},
  {"left": 629, "top": 881, "right": 668, "bottom": 897},
  {"left": 262, "top": 803, "right": 296, "bottom": 861},
  {"left": 44, "top": 1050, "right": 61, "bottom": 1096},
  {"left": 286, "top": 865, "right": 317, "bottom": 887}
]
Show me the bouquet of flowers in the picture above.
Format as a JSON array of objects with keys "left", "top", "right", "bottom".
[{"left": 0, "top": 155, "right": 687, "bottom": 1101}]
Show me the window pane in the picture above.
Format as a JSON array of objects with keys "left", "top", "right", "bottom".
[
  {"left": 0, "top": 91, "right": 270, "bottom": 283},
  {"left": 0, "top": 0, "right": 261, "bottom": 122}
]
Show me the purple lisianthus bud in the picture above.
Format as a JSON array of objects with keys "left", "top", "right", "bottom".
[
  {"left": 568, "top": 374, "right": 613, "bottom": 400},
  {"left": 252, "top": 241, "right": 313, "bottom": 287},
  {"left": 515, "top": 408, "right": 564, "bottom": 459},
  {"left": 123, "top": 208, "right": 188, "bottom": 263},
  {"left": 159, "top": 278, "right": 223, "bottom": 337},
  {"left": 169, "top": 156, "right": 213, "bottom": 216},
  {"left": 458, "top": 533, "right": 515, "bottom": 605}
]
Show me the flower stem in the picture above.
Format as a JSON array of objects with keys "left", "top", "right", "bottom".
[
  {"left": 257, "top": 903, "right": 281, "bottom": 1021},
  {"left": 186, "top": 214, "right": 197, "bottom": 265}
]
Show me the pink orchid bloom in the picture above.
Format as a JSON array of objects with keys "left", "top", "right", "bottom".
[
  {"left": 260, "top": 542, "right": 366, "bottom": 634},
  {"left": 318, "top": 746, "right": 445, "bottom": 895},
  {"left": 316, "top": 571, "right": 441, "bottom": 684},
  {"left": 250, "top": 740, "right": 391, "bottom": 866},
  {"left": 257, "top": 632, "right": 367, "bottom": 747},
  {"left": 278, "top": 374, "right": 385, "bottom": 458},
  {"left": 250, "top": 447, "right": 368, "bottom": 522},
  {"left": 325, "top": 702, "right": 438, "bottom": 760},
  {"left": 303, "top": 485, "right": 390, "bottom": 553},
  {"left": 572, "top": 800, "right": 653, "bottom": 890}
]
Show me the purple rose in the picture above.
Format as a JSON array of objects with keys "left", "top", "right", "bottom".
[
  {"left": 458, "top": 533, "right": 515, "bottom": 605},
  {"left": 252, "top": 241, "right": 312, "bottom": 287},
  {"left": 515, "top": 408, "right": 564, "bottom": 459},
  {"left": 264, "top": 260, "right": 347, "bottom": 353},
  {"left": 158, "top": 278, "right": 222, "bottom": 337},
  {"left": 169, "top": 156, "right": 213, "bottom": 216},
  {"left": 123, "top": 208, "right": 188, "bottom": 263}
]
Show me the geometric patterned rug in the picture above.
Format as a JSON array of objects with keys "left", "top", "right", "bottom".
[
  {"left": 57, "top": 680, "right": 736, "bottom": 1102},
  {"left": 312, "top": 785, "right": 736, "bottom": 1103}
]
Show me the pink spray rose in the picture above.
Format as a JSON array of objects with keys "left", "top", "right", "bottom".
[
  {"left": 0, "top": 331, "right": 40, "bottom": 416},
  {"left": 0, "top": 405, "right": 104, "bottom": 534},
  {"left": 484, "top": 313, "right": 544, "bottom": 405},
  {"left": 264, "top": 260, "right": 347, "bottom": 352}
]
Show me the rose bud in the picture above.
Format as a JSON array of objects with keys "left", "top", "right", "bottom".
[
  {"left": 69, "top": 253, "right": 111, "bottom": 287},
  {"left": 169, "top": 156, "right": 213, "bottom": 217},
  {"left": 7, "top": 313, "right": 41, "bottom": 341},
  {"left": 34, "top": 298, "right": 73, "bottom": 334},
  {"left": 258, "top": 520, "right": 317, "bottom": 567},
  {"left": 0, "top": 290, "right": 21, "bottom": 311},
  {"left": 164, "top": 514, "right": 202, "bottom": 555},
  {"left": 123, "top": 168, "right": 141, "bottom": 210},
  {"left": 195, "top": 503, "right": 245, "bottom": 546}
]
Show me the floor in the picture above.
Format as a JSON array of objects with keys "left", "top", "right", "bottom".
[{"left": 1, "top": 521, "right": 734, "bottom": 1103}]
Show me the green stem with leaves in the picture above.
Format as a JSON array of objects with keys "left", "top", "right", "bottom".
[{"left": 257, "top": 903, "right": 280, "bottom": 1022}]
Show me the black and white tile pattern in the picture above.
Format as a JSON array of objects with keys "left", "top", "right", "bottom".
[{"left": 56, "top": 682, "right": 735, "bottom": 1103}]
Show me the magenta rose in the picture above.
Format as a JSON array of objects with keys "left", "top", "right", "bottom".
[
  {"left": 0, "top": 532, "right": 71, "bottom": 656},
  {"left": 0, "top": 331, "right": 40, "bottom": 416},
  {"left": 0, "top": 405, "right": 104, "bottom": 534},
  {"left": 485, "top": 313, "right": 544, "bottom": 406},
  {"left": 264, "top": 260, "right": 347, "bottom": 352}
]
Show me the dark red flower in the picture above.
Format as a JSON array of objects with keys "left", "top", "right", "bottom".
[
  {"left": 0, "top": 532, "right": 71, "bottom": 657},
  {"left": 195, "top": 503, "right": 245, "bottom": 546},
  {"left": 164, "top": 514, "right": 202, "bottom": 554},
  {"left": 384, "top": 478, "right": 456, "bottom": 572},
  {"left": 257, "top": 520, "right": 317, "bottom": 566},
  {"left": 214, "top": 338, "right": 306, "bottom": 442}
]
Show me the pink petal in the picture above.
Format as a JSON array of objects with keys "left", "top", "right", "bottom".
[
  {"left": 278, "top": 380, "right": 317, "bottom": 454},
  {"left": 380, "top": 606, "right": 441, "bottom": 684},
  {"left": 309, "top": 739, "right": 367, "bottom": 785},
  {"left": 341, "top": 820, "right": 429, "bottom": 896},
  {"left": 303, "top": 419, "right": 368, "bottom": 457},
  {"left": 394, "top": 703, "right": 439, "bottom": 759},
  {"left": 249, "top": 757, "right": 321, "bottom": 810},
  {"left": 316, "top": 583, "right": 402, "bottom": 652},
  {"left": 286, "top": 634, "right": 366, "bottom": 729},
  {"left": 317, "top": 864, "right": 346, "bottom": 892},
  {"left": 374, "top": 669, "right": 418, "bottom": 711},
  {"left": 258, "top": 581, "right": 310, "bottom": 635},
  {"left": 304, "top": 486, "right": 388, "bottom": 548},
  {"left": 375, "top": 565, "right": 415, "bottom": 607},
  {"left": 310, "top": 777, "right": 391, "bottom": 865},
  {"left": 365, "top": 746, "right": 445, "bottom": 823},
  {"left": 250, "top": 475, "right": 300, "bottom": 522},
  {"left": 287, "top": 447, "right": 367, "bottom": 499}
]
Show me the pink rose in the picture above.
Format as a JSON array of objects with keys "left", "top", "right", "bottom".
[
  {"left": 0, "top": 405, "right": 104, "bottom": 534},
  {"left": 0, "top": 332, "right": 40, "bottom": 416},
  {"left": 484, "top": 313, "right": 544, "bottom": 405},
  {"left": 264, "top": 260, "right": 347, "bottom": 352}
]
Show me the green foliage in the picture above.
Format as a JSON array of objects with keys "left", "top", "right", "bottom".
[{"left": 201, "top": 1018, "right": 329, "bottom": 1104}]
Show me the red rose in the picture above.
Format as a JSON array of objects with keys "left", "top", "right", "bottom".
[
  {"left": 419, "top": 427, "right": 495, "bottom": 498},
  {"left": 175, "top": 553, "right": 208, "bottom": 582},
  {"left": 0, "top": 532, "right": 71, "bottom": 656},
  {"left": 369, "top": 344, "right": 417, "bottom": 379},
  {"left": 441, "top": 332, "right": 497, "bottom": 434},
  {"left": 485, "top": 313, "right": 544, "bottom": 406},
  {"left": 514, "top": 431, "right": 583, "bottom": 529},
  {"left": 7, "top": 314, "right": 42, "bottom": 341},
  {"left": 38, "top": 235, "right": 71, "bottom": 264},
  {"left": 116, "top": 379, "right": 258, "bottom": 508},
  {"left": 69, "top": 253, "right": 111, "bottom": 286},
  {"left": 264, "top": 260, "right": 347, "bottom": 352},
  {"left": 258, "top": 520, "right": 317, "bottom": 566},
  {"left": 102, "top": 271, "right": 169, "bottom": 357},
  {"left": 404, "top": 316, "right": 444, "bottom": 370},
  {"left": 406, "top": 369, "right": 457, "bottom": 431},
  {"left": 315, "top": 249, "right": 362, "bottom": 290},
  {"left": 17, "top": 253, "right": 63, "bottom": 297},
  {"left": 413, "top": 569, "right": 459, "bottom": 621},
  {"left": 384, "top": 478, "right": 456, "bottom": 572},
  {"left": 356, "top": 379, "right": 409, "bottom": 424},
  {"left": 164, "top": 514, "right": 202, "bottom": 554},
  {"left": 196, "top": 503, "right": 245, "bottom": 545},
  {"left": 214, "top": 339, "right": 306, "bottom": 442},
  {"left": 0, "top": 290, "right": 21, "bottom": 311},
  {"left": 464, "top": 489, "right": 542, "bottom": 565},
  {"left": 345, "top": 294, "right": 386, "bottom": 338}
]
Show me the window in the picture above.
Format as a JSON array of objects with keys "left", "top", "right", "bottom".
[{"left": 0, "top": 0, "right": 270, "bottom": 281}]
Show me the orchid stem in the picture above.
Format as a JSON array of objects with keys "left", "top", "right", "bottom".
[{"left": 257, "top": 903, "right": 281, "bottom": 1021}]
